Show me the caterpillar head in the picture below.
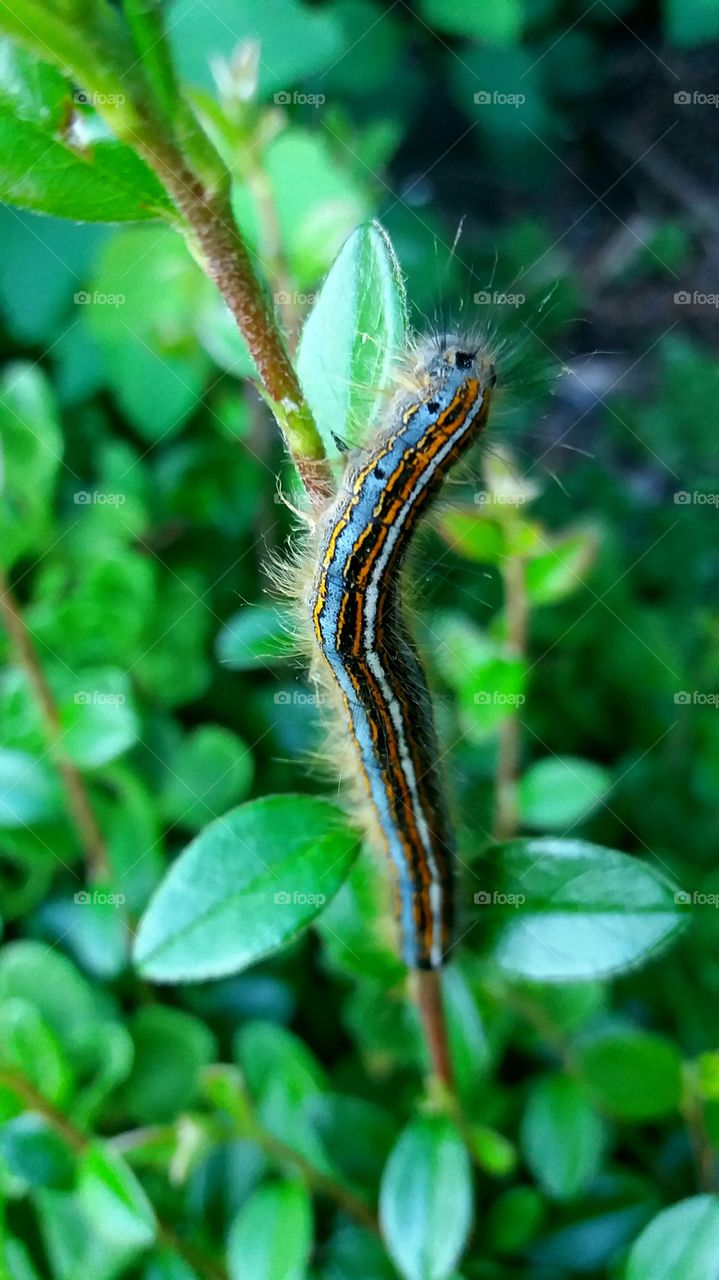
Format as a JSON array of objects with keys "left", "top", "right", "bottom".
[{"left": 411, "top": 332, "right": 497, "bottom": 398}]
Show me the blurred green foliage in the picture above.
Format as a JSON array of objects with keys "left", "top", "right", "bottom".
[{"left": 0, "top": 1, "right": 718, "bottom": 1278}]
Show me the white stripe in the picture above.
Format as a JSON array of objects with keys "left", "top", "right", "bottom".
[{"left": 362, "top": 392, "right": 484, "bottom": 964}]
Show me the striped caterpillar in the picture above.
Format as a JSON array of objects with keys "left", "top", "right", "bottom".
[{"left": 306, "top": 332, "right": 496, "bottom": 969}]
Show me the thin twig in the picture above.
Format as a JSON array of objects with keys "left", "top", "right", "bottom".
[
  {"left": 0, "top": 571, "right": 110, "bottom": 881},
  {"left": 493, "top": 554, "right": 528, "bottom": 842},
  {"left": 414, "top": 969, "right": 453, "bottom": 1089},
  {"left": 250, "top": 1124, "right": 380, "bottom": 1236},
  {"left": 0, "top": 1068, "right": 229, "bottom": 1280}
]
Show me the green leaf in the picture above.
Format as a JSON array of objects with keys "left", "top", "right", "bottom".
[
  {"left": 663, "top": 0, "right": 719, "bottom": 46},
  {"left": 3, "top": 1237, "right": 44, "bottom": 1280},
  {"left": 443, "top": 967, "right": 491, "bottom": 1107},
  {"left": 309, "top": 1094, "right": 397, "bottom": 1190},
  {"left": 0, "top": 37, "right": 69, "bottom": 126},
  {"left": 316, "top": 852, "right": 404, "bottom": 985},
  {"left": 521, "top": 1075, "right": 604, "bottom": 1201},
  {"left": 437, "top": 509, "right": 507, "bottom": 564},
  {"left": 77, "top": 1143, "right": 157, "bottom": 1250},
  {"left": 0, "top": 749, "right": 63, "bottom": 828},
  {"left": 0, "top": 942, "right": 123, "bottom": 1084},
  {"left": 518, "top": 756, "right": 612, "bottom": 830},
  {"left": 35, "top": 1185, "right": 140, "bottom": 1280},
  {"left": 160, "top": 725, "right": 255, "bottom": 830},
  {"left": 487, "top": 1185, "right": 545, "bottom": 1254},
  {"left": 235, "top": 1022, "right": 332, "bottom": 1174},
  {"left": 227, "top": 1179, "right": 313, "bottom": 1280},
  {"left": 85, "top": 226, "right": 212, "bottom": 440},
  {"left": 58, "top": 668, "right": 139, "bottom": 767},
  {"left": 297, "top": 220, "right": 407, "bottom": 457},
  {"left": 578, "top": 1030, "right": 682, "bottom": 1119},
  {"left": 321, "top": 1224, "right": 397, "bottom": 1280},
  {"left": 134, "top": 796, "right": 358, "bottom": 982},
  {"left": 0, "top": 97, "right": 171, "bottom": 222},
  {"left": 418, "top": 0, "right": 524, "bottom": 45},
  {"left": 0, "top": 1114, "right": 75, "bottom": 1189},
  {"left": 626, "top": 1195, "right": 719, "bottom": 1280},
  {"left": 215, "top": 606, "right": 294, "bottom": 671},
  {"left": 0, "top": 363, "right": 63, "bottom": 569},
  {"left": 118, "top": 1006, "right": 217, "bottom": 1124},
  {"left": 0, "top": 998, "right": 72, "bottom": 1104},
  {"left": 491, "top": 838, "right": 685, "bottom": 981},
  {"left": 467, "top": 1126, "right": 517, "bottom": 1178},
  {"left": 37, "top": 891, "right": 128, "bottom": 981},
  {"left": 264, "top": 128, "right": 370, "bottom": 288},
  {"left": 170, "top": 0, "right": 343, "bottom": 97},
  {"left": 524, "top": 529, "right": 598, "bottom": 604},
  {"left": 379, "top": 1115, "right": 473, "bottom": 1280},
  {"left": 143, "top": 1252, "right": 201, "bottom": 1280},
  {"left": 433, "top": 615, "right": 526, "bottom": 739}
]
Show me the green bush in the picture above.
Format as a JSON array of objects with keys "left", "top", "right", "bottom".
[{"left": 0, "top": 2, "right": 717, "bottom": 1278}]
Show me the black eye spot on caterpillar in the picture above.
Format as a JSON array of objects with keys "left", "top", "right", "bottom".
[{"left": 455, "top": 351, "right": 473, "bottom": 370}]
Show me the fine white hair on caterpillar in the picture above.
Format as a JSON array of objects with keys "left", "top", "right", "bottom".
[{"left": 290, "top": 328, "right": 497, "bottom": 970}]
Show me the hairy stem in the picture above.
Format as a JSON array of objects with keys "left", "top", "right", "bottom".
[
  {"left": 128, "top": 130, "right": 332, "bottom": 502},
  {"left": 0, "top": 572, "right": 110, "bottom": 881},
  {"left": 0, "top": 0, "right": 334, "bottom": 505}
]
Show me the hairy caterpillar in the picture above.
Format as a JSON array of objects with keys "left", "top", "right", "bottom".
[{"left": 307, "top": 331, "right": 496, "bottom": 969}]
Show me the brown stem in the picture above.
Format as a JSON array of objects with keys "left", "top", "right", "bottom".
[
  {"left": 681, "top": 1066, "right": 718, "bottom": 1193},
  {"left": 0, "top": 1068, "right": 86, "bottom": 1152},
  {"left": 129, "top": 130, "right": 334, "bottom": 505},
  {"left": 158, "top": 1226, "right": 228, "bottom": 1280},
  {"left": 250, "top": 1124, "right": 380, "bottom": 1236},
  {"left": 413, "top": 969, "right": 453, "bottom": 1088},
  {"left": 0, "top": 7, "right": 334, "bottom": 507},
  {"left": 493, "top": 555, "right": 528, "bottom": 842},
  {"left": 0, "top": 571, "right": 110, "bottom": 881}
]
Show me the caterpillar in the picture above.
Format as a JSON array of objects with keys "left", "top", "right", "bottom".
[{"left": 307, "top": 331, "right": 496, "bottom": 969}]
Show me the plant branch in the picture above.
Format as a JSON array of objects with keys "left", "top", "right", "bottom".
[
  {"left": 493, "top": 554, "right": 528, "bottom": 841},
  {"left": 0, "top": 571, "right": 110, "bottom": 881},
  {"left": 0, "top": 0, "right": 334, "bottom": 505},
  {"left": 0, "top": 1068, "right": 86, "bottom": 1152},
  {"left": 127, "top": 129, "right": 332, "bottom": 502},
  {"left": 0, "top": 1068, "right": 229, "bottom": 1280},
  {"left": 413, "top": 968, "right": 453, "bottom": 1090},
  {"left": 248, "top": 1121, "right": 381, "bottom": 1236}
]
